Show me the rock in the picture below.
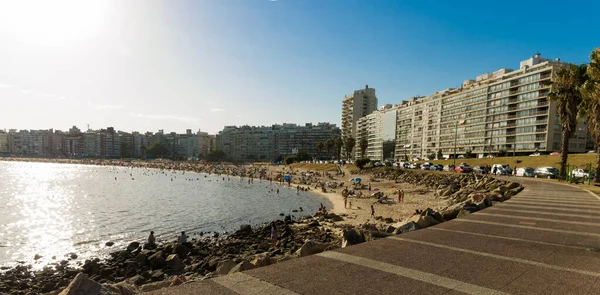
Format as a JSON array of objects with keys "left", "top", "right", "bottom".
[
  {"left": 250, "top": 253, "right": 272, "bottom": 267},
  {"left": 406, "top": 215, "right": 438, "bottom": 228},
  {"left": 277, "top": 255, "right": 292, "bottom": 263},
  {"left": 173, "top": 244, "right": 190, "bottom": 259},
  {"left": 69, "top": 253, "right": 78, "bottom": 260},
  {"left": 58, "top": 273, "right": 138, "bottom": 295},
  {"left": 307, "top": 220, "right": 320, "bottom": 227},
  {"left": 127, "top": 274, "right": 146, "bottom": 286},
  {"left": 506, "top": 182, "right": 520, "bottom": 189},
  {"left": 166, "top": 254, "right": 184, "bottom": 272},
  {"left": 392, "top": 221, "right": 422, "bottom": 234},
  {"left": 295, "top": 240, "right": 329, "bottom": 257},
  {"left": 216, "top": 259, "right": 237, "bottom": 275},
  {"left": 384, "top": 217, "right": 394, "bottom": 223},
  {"left": 34, "top": 254, "right": 42, "bottom": 260},
  {"left": 342, "top": 229, "right": 366, "bottom": 248},
  {"left": 105, "top": 241, "right": 115, "bottom": 247},
  {"left": 457, "top": 209, "right": 472, "bottom": 218},
  {"left": 127, "top": 242, "right": 140, "bottom": 252},
  {"left": 139, "top": 281, "right": 171, "bottom": 292},
  {"left": 133, "top": 253, "right": 147, "bottom": 266},
  {"left": 148, "top": 252, "right": 166, "bottom": 270},
  {"left": 151, "top": 269, "right": 165, "bottom": 281},
  {"left": 239, "top": 224, "right": 252, "bottom": 233},
  {"left": 382, "top": 224, "right": 396, "bottom": 233},
  {"left": 228, "top": 261, "right": 257, "bottom": 274}
]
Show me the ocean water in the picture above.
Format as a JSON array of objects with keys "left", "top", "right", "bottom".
[{"left": 0, "top": 161, "right": 330, "bottom": 268}]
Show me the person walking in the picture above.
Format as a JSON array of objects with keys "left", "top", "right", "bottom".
[
  {"left": 370, "top": 204, "right": 375, "bottom": 217},
  {"left": 270, "top": 222, "right": 279, "bottom": 248}
]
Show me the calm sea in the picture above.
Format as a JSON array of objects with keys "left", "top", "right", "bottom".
[{"left": 0, "top": 161, "right": 330, "bottom": 268}]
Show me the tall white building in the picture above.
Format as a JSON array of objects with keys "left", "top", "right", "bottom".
[{"left": 341, "top": 85, "right": 378, "bottom": 141}]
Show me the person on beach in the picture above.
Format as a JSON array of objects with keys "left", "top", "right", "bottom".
[
  {"left": 270, "top": 222, "right": 279, "bottom": 247},
  {"left": 343, "top": 195, "right": 348, "bottom": 209},
  {"left": 178, "top": 231, "right": 188, "bottom": 245},
  {"left": 371, "top": 204, "right": 375, "bottom": 217},
  {"left": 145, "top": 231, "right": 157, "bottom": 249}
]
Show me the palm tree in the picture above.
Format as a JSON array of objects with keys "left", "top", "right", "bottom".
[
  {"left": 343, "top": 136, "right": 356, "bottom": 160},
  {"left": 582, "top": 48, "right": 600, "bottom": 183},
  {"left": 548, "top": 63, "right": 588, "bottom": 179},
  {"left": 325, "top": 139, "right": 335, "bottom": 159},
  {"left": 316, "top": 141, "right": 325, "bottom": 159},
  {"left": 334, "top": 137, "right": 344, "bottom": 160},
  {"left": 359, "top": 138, "right": 368, "bottom": 158}
]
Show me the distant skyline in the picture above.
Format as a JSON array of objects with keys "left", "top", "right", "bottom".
[{"left": 1, "top": 0, "right": 599, "bottom": 134}]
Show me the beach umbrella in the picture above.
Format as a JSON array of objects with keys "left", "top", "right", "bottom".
[
  {"left": 349, "top": 178, "right": 355, "bottom": 181},
  {"left": 284, "top": 175, "right": 291, "bottom": 181},
  {"left": 355, "top": 178, "right": 362, "bottom": 183}
]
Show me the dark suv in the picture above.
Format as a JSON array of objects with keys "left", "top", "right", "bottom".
[{"left": 534, "top": 167, "right": 559, "bottom": 179}]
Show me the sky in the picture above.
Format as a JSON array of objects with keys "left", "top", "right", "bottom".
[{"left": 1, "top": 0, "right": 599, "bottom": 134}]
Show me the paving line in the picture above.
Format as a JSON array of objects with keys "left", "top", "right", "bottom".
[
  {"left": 212, "top": 272, "right": 300, "bottom": 295},
  {"left": 474, "top": 212, "right": 600, "bottom": 227},
  {"left": 390, "top": 236, "right": 600, "bottom": 278},
  {"left": 317, "top": 251, "right": 510, "bottom": 295},
  {"left": 429, "top": 228, "right": 589, "bottom": 250},
  {"left": 496, "top": 203, "right": 598, "bottom": 213},
  {"left": 509, "top": 197, "right": 600, "bottom": 205},
  {"left": 503, "top": 200, "right": 600, "bottom": 210},
  {"left": 487, "top": 208, "right": 600, "bottom": 220},
  {"left": 452, "top": 218, "right": 600, "bottom": 238}
]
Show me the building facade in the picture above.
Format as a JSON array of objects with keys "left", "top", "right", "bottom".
[
  {"left": 355, "top": 104, "right": 398, "bottom": 161},
  {"left": 341, "top": 85, "right": 378, "bottom": 141},
  {"left": 216, "top": 123, "right": 341, "bottom": 162}
]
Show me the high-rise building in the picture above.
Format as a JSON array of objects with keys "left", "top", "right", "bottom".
[
  {"left": 383, "top": 54, "right": 590, "bottom": 160},
  {"left": 355, "top": 104, "right": 398, "bottom": 161},
  {"left": 341, "top": 85, "right": 378, "bottom": 141},
  {"left": 0, "top": 130, "right": 8, "bottom": 154}
]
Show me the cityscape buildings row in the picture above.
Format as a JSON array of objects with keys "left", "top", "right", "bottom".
[
  {"left": 0, "top": 127, "right": 216, "bottom": 159},
  {"left": 216, "top": 123, "right": 341, "bottom": 162},
  {"left": 345, "top": 54, "right": 594, "bottom": 162}
]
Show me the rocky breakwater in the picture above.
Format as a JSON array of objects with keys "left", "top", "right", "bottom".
[
  {"left": 352, "top": 168, "right": 524, "bottom": 234},
  {"left": 0, "top": 213, "right": 350, "bottom": 295}
]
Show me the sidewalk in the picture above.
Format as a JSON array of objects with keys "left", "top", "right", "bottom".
[{"left": 145, "top": 178, "right": 600, "bottom": 294}]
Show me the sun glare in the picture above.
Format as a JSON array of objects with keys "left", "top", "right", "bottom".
[{"left": 0, "top": 0, "right": 111, "bottom": 46}]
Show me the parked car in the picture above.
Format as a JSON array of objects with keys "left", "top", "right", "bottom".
[
  {"left": 455, "top": 163, "right": 472, "bottom": 173},
  {"left": 550, "top": 151, "right": 561, "bottom": 156},
  {"left": 534, "top": 167, "right": 559, "bottom": 179},
  {"left": 443, "top": 164, "right": 455, "bottom": 172},
  {"left": 429, "top": 164, "right": 444, "bottom": 171},
  {"left": 516, "top": 167, "right": 534, "bottom": 177},
  {"left": 529, "top": 152, "right": 541, "bottom": 156},
  {"left": 572, "top": 168, "right": 594, "bottom": 179},
  {"left": 492, "top": 164, "right": 512, "bottom": 175},
  {"left": 408, "top": 163, "right": 419, "bottom": 169},
  {"left": 473, "top": 165, "right": 488, "bottom": 174},
  {"left": 421, "top": 162, "right": 433, "bottom": 170},
  {"left": 588, "top": 150, "right": 597, "bottom": 154},
  {"left": 374, "top": 162, "right": 383, "bottom": 167}
]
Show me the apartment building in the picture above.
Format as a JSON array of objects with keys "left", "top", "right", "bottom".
[
  {"left": 0, "top": 130, "right": 8, "bottom": 154},
  {"left": 341, "top": 85, "right": 378, "bottom": 141},
  {"left": 352, "top": 54, "right": 590, "bottom": 161},
  {"left": 216, "top": 123, "right": 340, "bottom": 162},
  {"left": 355, "top": 104, "right": 398, "bottom": 161}
]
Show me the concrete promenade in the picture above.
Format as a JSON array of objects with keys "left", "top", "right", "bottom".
[{"left": 146, "top": 178, "right": 600, "bottom": 294}]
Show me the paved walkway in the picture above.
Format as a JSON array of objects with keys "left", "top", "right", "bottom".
[{"left": 146, "top": 178, "right": 600, "bottom": 294}]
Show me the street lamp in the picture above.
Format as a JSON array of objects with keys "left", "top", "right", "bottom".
[{"left": 453, "top": 116, "right": 467, "bottom": 166}]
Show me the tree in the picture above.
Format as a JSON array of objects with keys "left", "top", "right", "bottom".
[
  {"left": 325, "top": 139, "right": 335, "bottom": 159},
  {"left": 427, "top": 153, "right": 435, "bottom": 160},
  {"left": 355, "top": 158, "right": 370, "bottom": 170},
  {"left": 465, "top": 150, "right": 473, "bottom": 158},
  {"left": 582, "top": 48, "right": 600, "bottom": 183},
  {"left": 316, "top": 141, "right": 325, "bottom": 158},
  {"left": 296, "top": 151, "right": 311, "bottom": 162},
  {"left": 206, "top": 149, "right": 226, "bottom": 162},
  {"left": 497, "top": 149, "right": 507, "bottom": 157},
  {"left": 436, "top": 149, "right": 443, "bottom": 160},
  {"left": 334, "top": 137, "right": 343, "bottom": 160},
  {"left": 343, "top": 136, "right": 356, "bottom": 160},
  {"left": 146, "top": 142, "right": 169, "bottom": 158},
  {"left": 359, "top": 138, "right": 368, "bottom": 157},
  {"left": 549, "top": 63, "right": 588, "bottom": 179},
  {"left": 284, "top": 155, "right": 297, "bottom": 165}
]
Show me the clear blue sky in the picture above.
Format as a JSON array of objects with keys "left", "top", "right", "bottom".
[{"left": 1, "top": 0, "right": 598, "bottom": 134}]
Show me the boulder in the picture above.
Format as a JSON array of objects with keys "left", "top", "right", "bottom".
[
  {"left": 216, "top": 259, "right": 237, "bottom": 275},
  {"left": 173, "top": 244, "right": 190, "bottom": 259},
  {"left": 58, "top": 273, "right": 138, "bottom": 295},
  {"left": 151, "top": 269, "right": 165, "bottom": 281},
  {"left": 228, "top": 261, "right": 257, "bottom": 274},
  {"left": 105, "top": 241, "right": 115, "bottom": 247},
  {"left": 133, "top": 253, "right": 147, "bottom": 266},
  {"left": 392, "top": 221, "right": 422, "bottom": 234},
  {"left": 250, "top": 253, "right": 272, "bottom": 267},
  {"left": 139, "top": 281, "right": 171, "bottom": 292},
  {"left": 148, "top": 252, "right": 166, "bottom": 270},
  {"left": 506, "top": 182, "right": 520, "bottom": 189},
  {"left": 166, "top": 254, "right": 184, "bottom": 272},
  {"left": 341, "top": 229, "right": 366, "bottom": 248},
  {"left": 239, "top": 224, "right": 252, "bottom": 233},
  {"left": 126, "top": 241, "right": 140, "bottom": 252},
  {"left": 406, "top": 215, "right": 438, "bottom": 228},
  {"left": 295, "top": 240, "right": 329, "bottom": 257}
]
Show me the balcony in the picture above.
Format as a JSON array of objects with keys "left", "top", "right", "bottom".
[{"left": 537, "top": 101, "right": 549, "bottom": 107}]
